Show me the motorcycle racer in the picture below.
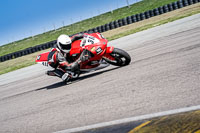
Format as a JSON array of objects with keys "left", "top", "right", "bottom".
[
  {"left": 35, "top": 32, "right": 131, "bottom": 84},
  {"left": 47, "top": 33, "right": 91, "bottom": 83}
]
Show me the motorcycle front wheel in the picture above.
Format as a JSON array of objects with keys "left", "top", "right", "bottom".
[{"left": 104, "top": 48, "right": 131, "bottom": 66}]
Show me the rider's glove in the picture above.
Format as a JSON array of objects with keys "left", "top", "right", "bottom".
[{"left": 80, "top": 49, "right": 91, "bottom": 62}]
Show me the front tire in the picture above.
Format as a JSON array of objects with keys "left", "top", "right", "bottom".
[{"left": 104, "top": 48, "right": 131, "bottom": 66}]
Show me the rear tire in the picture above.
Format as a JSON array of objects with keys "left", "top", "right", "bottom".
[{"left": 104, "top": 48, "right": 131, "bottom": 66}]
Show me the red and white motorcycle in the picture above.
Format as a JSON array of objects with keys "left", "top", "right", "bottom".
[{"left": 36, "top": 32, "right": 131, "bottom": 81}]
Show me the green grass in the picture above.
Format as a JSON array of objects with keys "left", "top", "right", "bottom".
[
  {"left": 0, "top": 62, "right": 35, "bottom": 75},
  {"left": 0, "top": 49, "right": 45, "bottom": 75},
  {"left": 0, "top": 0, "right": 180, "bottom": 57},
  {"left": 107, "top": 8, "right": 200, "bottom": 41}
]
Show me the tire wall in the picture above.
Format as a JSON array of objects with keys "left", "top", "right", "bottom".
[{"left": 1, "top": 0, "right": 199, "bottom": 62}]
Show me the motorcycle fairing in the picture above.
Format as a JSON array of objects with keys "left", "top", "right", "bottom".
[
  {"left": 102, "top": 46, "right": 116, "bottom": 61},
  {"left": 106, "top": 46, "right": 114, "bottom": 54},
  {"left": 35, "top": 51, "right": 50, "bottom": 66},
  {"left": 35, "top": 32, "right": 115, "bottom": 69},
  {"left": 35, "top": 52, "right": 49, "bottom": 62}
]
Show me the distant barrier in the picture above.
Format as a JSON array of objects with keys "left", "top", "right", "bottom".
[
  {"left": 0, "top": 40, "right": 56, "bottom": 62},
  {"left": 0, "top": 0, "right": 200, "bottom": 62}
]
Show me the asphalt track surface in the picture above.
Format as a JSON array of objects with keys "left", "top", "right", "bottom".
[{"left": 0, "top": 13, "right": 200, "bottom": 133}]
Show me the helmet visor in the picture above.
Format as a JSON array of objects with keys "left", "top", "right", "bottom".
[{"left": 59, "top": 42, "right": 71, "bottom": 50}]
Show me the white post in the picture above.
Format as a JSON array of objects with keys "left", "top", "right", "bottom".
[
  {"left": 43, "top": 27, "right": 46, "bottom": 33},
  {"left": 62, "top": 21, "right": 65, "bottom": 27},
  {"left": 30, "top": 30, "right": 33, "bottom": 39},
  {"left": 53, "top": 23, "right": 56, "bottom": 31},
  {"left": 126, "top": 0, "right": 130, "bottom": 8},
  {"left": 71, "top": 18, "right": 73, "bottom": 33}
]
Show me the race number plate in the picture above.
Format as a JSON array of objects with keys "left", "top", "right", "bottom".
[{"left": 96, "top": 47, "right": 103, "bottom": 54}]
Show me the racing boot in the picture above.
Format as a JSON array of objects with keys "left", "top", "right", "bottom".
[
  {"left": 61, "top": 73, "right": 72, "bottom": 84},
  {"left": 46, "top": 70, "right": 56, "bottom": 76},
  {"left": 46, "top": 69, "right": 64, "bottom": 77},
  {"left": 46, "top": 69, "right": 69, "bottom": 82}
]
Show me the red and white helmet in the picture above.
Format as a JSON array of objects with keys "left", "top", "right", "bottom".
[{"left": 57, "top": 34, "right": 72, "bottom": 53}]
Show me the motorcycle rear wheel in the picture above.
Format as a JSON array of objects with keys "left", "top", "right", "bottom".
[{"left": 104, "top": 48, "right": 131, "bottom": 66}]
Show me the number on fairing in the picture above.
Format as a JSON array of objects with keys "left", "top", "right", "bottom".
[
  {"left": 80, "top": 35, "right": 100, "bottom": 47},
  {"left": 42, "top": 61, "right": 48, "bottom": 66},
  {"left": 88, "top": 37, "right": 94, "bottom": 44},
  {"left": 96, "top": 47, "right": 103, "bottom": 54}
]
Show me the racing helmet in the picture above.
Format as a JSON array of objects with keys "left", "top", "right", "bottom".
[{"left": 57, "top": 34, "right": 72, "bottom": 53}]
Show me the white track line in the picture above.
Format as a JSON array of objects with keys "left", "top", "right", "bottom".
[{"left": 55, "top": 105, "right": 200, "bottom": 133}]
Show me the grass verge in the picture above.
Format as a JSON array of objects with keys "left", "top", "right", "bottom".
[
  {"left": 0, "top": 3, "right": 200, "bottom": 75},
  {"left": 129, "top": 110, "right": 200, "bottom": 133},
  {"left": 0, "top": 49, "right": 49, "bottom": 75},
  {"left": 104, "top": 3, "right": 200, "bottom": 40}
]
